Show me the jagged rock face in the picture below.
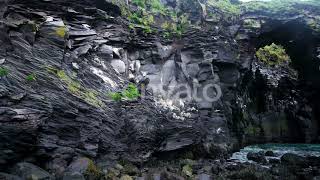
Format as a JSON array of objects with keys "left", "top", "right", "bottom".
[
  {"left": 0, "top": 0, "right": 320, "bottom": 177},
  {"left": 0, "top": 0, "right": 235, "bottom": 174}
]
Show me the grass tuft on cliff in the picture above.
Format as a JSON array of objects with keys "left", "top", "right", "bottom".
[
  {"left": 0, "top": 67, "right": 9, "bottom": 77},
  {"left": 26, "top": 73, "right": 37, "bottom": 82},
  {"left": 108, "top": 84, "right": 140, "bottom": 101},
  {"left": 256, "top": 43, "right": 290, "bottom": 66}
]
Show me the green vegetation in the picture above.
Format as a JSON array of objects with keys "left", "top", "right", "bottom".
[
  {"left": 47, "top": 67, "right": 104, "bottom": 107},
  {"left": 132, "top": 0, "right": 166, "bottom": 13},
  {"left": 111, "top": 0, "right": 130, "bottom": 16},
  {"left": 149, "top": 0, "right": 167, "bottom": 14},
  {"left": 85, "top": 158, "right": 101, "bottom": 179},
  {"left": 56, "top": 70, "right": 81, "bottom": 95},
  {"left": 84, "top": 91, "right": 102, "bottom": 107},
  {"left": 206, "top": 0, "right": 320, "bottom": 23},
  {"left": 0, "top": 67, "right": 9, "bottom": 77},
  {"left": 126, "top": 0, "right": 320, "bottom": 38},
  {"left": 109, "top": 92, "right": 122, "bottom": 101},
  {"left": 128, "top": 11, "right": 154, "bottom": 33},
  {"left": 122, "top": 84, "right": 140, "bottom": 100},
  {"left": 54, "top": 26, "right": 67, "bottom": 38},
  {"left": 208, "top": 0, "right": 241, "bottom": 16},
  {"left": 132, "top": 0, "right": 146, "bottom": 8},
  {"left": 108, "top": 84, "right": 140, "bottom": 101},
  {"left": 256, "top": 43, "right": 290, "bottom": 66},
  {"left": 161, "top": 14, "right": 189, "bottom": 38},
  {"left": 26, "top": 73, "right": 36, "bottom": 82},
  {"left": 242, "top": 0, "right": 319, "bottom": 15},
  {"left": 127, "top": 0, "right": 190, "bottom": 37},
  {"left": 128, "top": 0, "right": 158, "bottom": 34},
  {"left": 182, "top": 164, "right": 193, "bottom": 177},
  {"left": 242, "top": 0, "right": 297, "bottom": 15},
  {"left": 240, "top": 0, "right": 320, "bottom": 17}
]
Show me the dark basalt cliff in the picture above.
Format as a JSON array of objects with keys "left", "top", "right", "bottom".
[{"left": 0, "top": 0, "right": 320, "bottom": 179}]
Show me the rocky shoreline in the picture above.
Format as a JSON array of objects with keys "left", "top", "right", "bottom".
[{"left": 1, "top": 151, "right": 320, "bottom": 180}]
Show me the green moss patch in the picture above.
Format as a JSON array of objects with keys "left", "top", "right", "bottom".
[
  {"left": 0, "top": 67, "right": 9, "bottom": 77},
  {"left": 54, "top": 26, "right": 67, "bottom": 38},
  {"left": 26, "top": 73, "right": 37, "bottom": 82},
  {"left": 85, "top": 158, "right": 101, "bottom": 180},
  {"left": 47, "top": 67, "right": 104, "bottom": 107}
]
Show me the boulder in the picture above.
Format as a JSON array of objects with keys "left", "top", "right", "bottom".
[
  {"left": 306, "top": 156, "right": 320, "bottom": 166},
  {"left": 265, "top": 151, "right": 275, "bottom": 157},
  {"left": 280, "top": 153, "right": 307, "bottom": 167},
  {"left": 111, "top": 60, "right": 126, "bottom": 74},
  {"left": 98, "top": 45, "right": 113, "bottom": 60},
  {"left": 268, "top": 158, "right": 280, "bottom": 164},
  {"left": 11, "top": 162, "right": 53, "bottom": 180},
  {"left": 247, "top": 152, "right": 267, "bottom": 164},
  {"left": 0, "top": 58, "right": 5, "bottom": 64}
]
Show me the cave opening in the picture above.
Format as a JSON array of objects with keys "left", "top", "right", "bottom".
[{"left": 253, "top": 20, "right": 320, "bottom": 143}]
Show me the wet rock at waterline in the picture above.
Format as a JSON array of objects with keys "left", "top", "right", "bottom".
[
  {"left": 265, "top": 151, "right": 275, "bottom": 157},
  {"left": 247, "top": 152, "right": 267, "bottom": 164}
]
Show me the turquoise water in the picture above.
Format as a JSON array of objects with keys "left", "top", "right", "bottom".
[{"left": 230, "top": 144, "right": 320, "bottom": 163}]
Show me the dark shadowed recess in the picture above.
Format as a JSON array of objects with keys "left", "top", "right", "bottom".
[{"left": 254, "top": 19, "right": 320, "bottom": 143}]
